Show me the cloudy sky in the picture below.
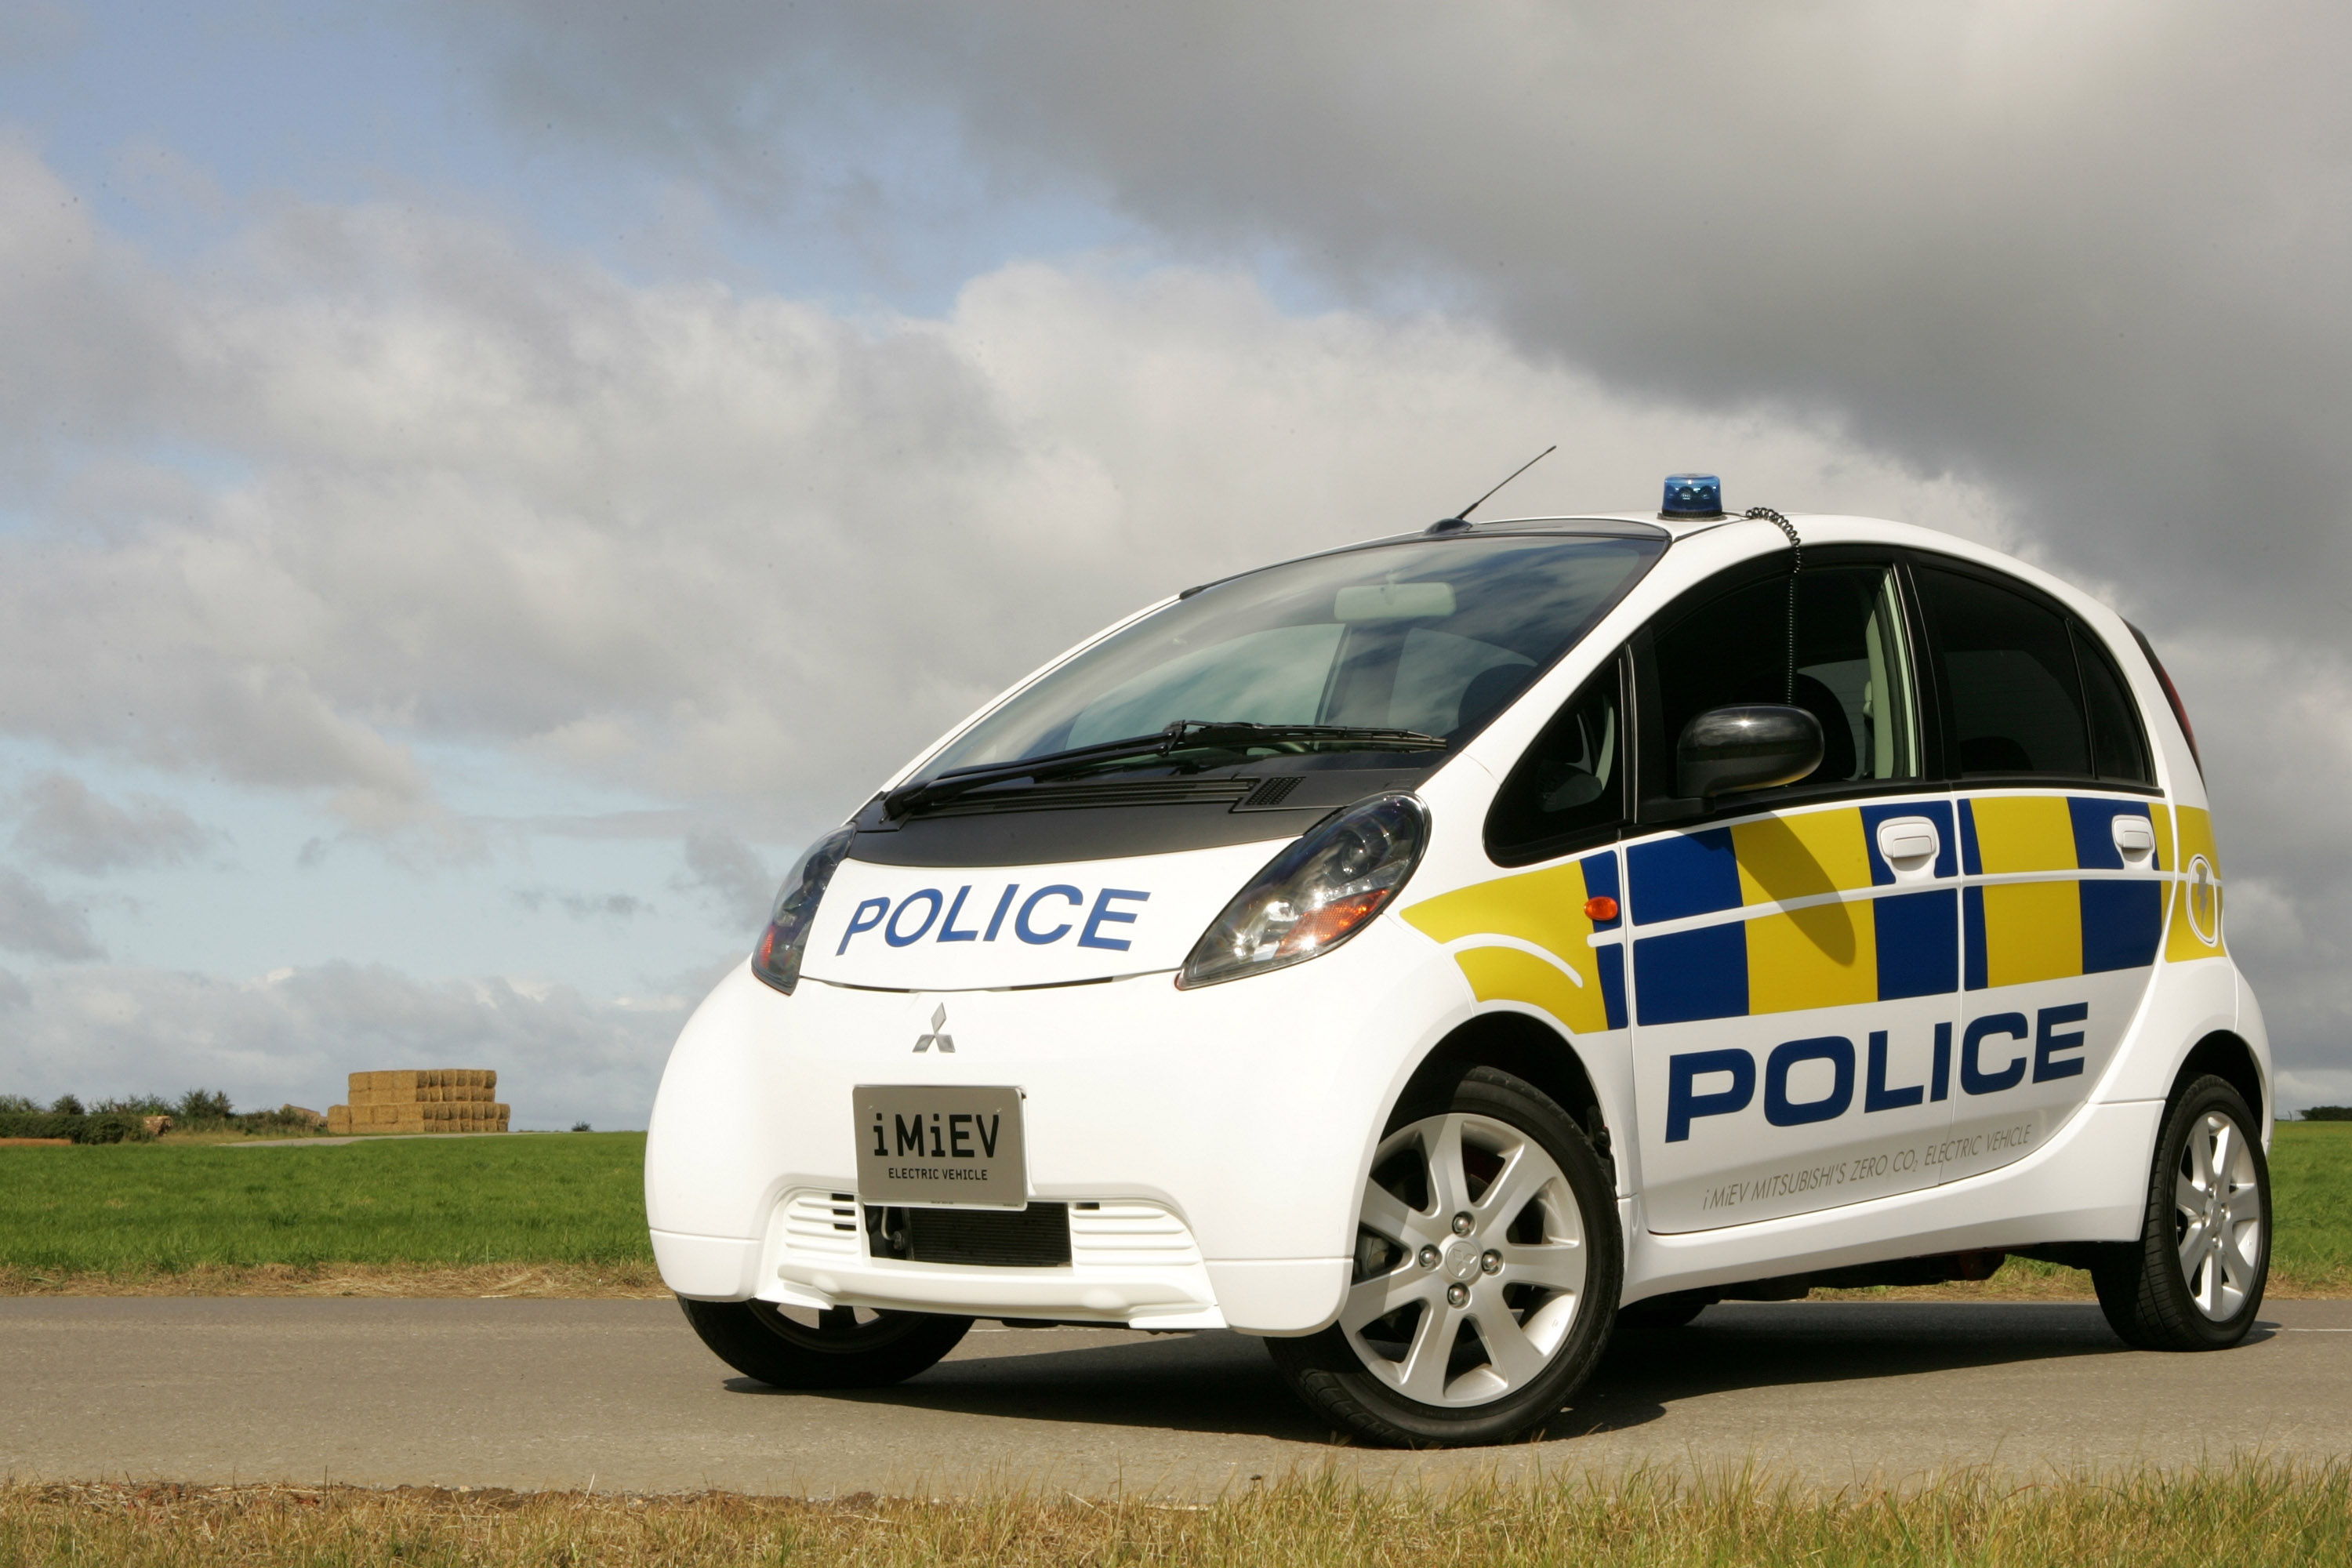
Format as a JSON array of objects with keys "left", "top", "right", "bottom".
[{"left": 0, "top": 1, "right": 2344, "bottom": 1127}]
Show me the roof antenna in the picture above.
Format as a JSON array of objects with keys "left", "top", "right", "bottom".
[{"left": 1426, "top": 445, "right": 1557, "bottom": 535}]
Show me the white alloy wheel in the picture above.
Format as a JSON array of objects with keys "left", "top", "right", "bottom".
[
  {"left": 2175, "top": 1109, "right": 2264, "bottom": 1321},
  {"left": 1341, "top": 1111, "right": 1588, "bottom": 1407}
]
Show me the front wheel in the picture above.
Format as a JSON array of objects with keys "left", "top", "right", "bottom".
[
  {"left": 677, "top": 1297, "right": 972, "bottom": 1388},
  {"left": 2092, "top": 1075, "right": 2270, "bottom": 1350},
  {"left": 1266, "top": 1065, "right": 1621, "bottom": 1446}
]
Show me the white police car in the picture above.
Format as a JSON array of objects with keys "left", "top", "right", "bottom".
[{"left": 647, "top": 474, "right": 2269, "bottom": 1446}]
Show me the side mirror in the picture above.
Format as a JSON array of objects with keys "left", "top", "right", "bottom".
[{"left": 1675, "top": 705, "right": 1824, "bottom": 804}]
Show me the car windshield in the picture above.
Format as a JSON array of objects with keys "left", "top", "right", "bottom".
[{"left": 926, "top": 530, "right": 1667, "bottom": 775}]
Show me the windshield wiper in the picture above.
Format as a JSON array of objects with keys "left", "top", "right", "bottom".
[{"left": 882, "top": 720, "right": 1447, "bottom": 818}]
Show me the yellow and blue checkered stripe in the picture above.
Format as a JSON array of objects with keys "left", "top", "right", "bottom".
[
  {"left": 1955, "top": 795, "right": 2170, "bottom": 989},
  {"left": 1625, "top": 796, "right": 2175, "bottom": 1025},
  {"left": 1626, "top": 804, "right": 1958, "bottom": 1025}
]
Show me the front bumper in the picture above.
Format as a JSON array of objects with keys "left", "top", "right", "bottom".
[{"left": 643, "top": 921, "right": 1467, "bottom": 1334}]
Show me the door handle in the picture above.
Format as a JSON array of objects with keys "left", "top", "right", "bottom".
[
  {"left": 1875, "top": 816, "right": 1941, "bottom": 884},
  {"left": 2112, "top": 814, "right": 2156, "bottom": 862}
]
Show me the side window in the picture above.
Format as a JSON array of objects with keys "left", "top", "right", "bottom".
[
  {"left": 1646, "top": 562, "right": 1922, "bottom": 790},
  {"left": 2073, "top": 625, "right": 2154, "bottom": 785},
  {"left": 1915, "top": 567, "right": 2091, "bottom": 779},
  {"left": 1486, "top": 658, "right": 1624, "bottom": 863}
]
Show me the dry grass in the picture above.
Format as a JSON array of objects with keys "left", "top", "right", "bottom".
[
  {"left": 0, "top": 1261, "right": 668, "bottom": 1298},
  {"left": 5, "top": 1464, "right": 2350, "bottom": 1567}
]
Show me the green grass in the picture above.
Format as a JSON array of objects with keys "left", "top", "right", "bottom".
[
  {"left": 2273, "top": 1121, "right": 2352, "bottom": 1288},
  {"left": 0, "top": 1133, "right": 651, "bottom": 1273},
  {"left": 1, "top": 1123, "right": 2344, "bottom": 1290}
]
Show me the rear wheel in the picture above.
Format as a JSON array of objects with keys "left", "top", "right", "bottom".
[
  {"left": 1267, "top": 1065, "right": 1621, "bottom": 1446},
  {"left": 2092, "top": 1075, "right": 2270, "bottom": 1350},
  {"left": 677, "top": 1298, "right": 972, "bottom": 1388}
]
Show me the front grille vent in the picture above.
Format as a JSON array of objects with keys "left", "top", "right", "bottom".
[
  {"left": 913, "top": 779, "right": 1255, "bottom": 818},
  {"left": 779, "top": 1190, "right": 862, "bottom": 1258},
  {"left": 1068, "top": 1200, "right": 1203, "bottom": 1267},
  {"left": 865, "top": 1203, "right": 1073, "bottom": 1268}
]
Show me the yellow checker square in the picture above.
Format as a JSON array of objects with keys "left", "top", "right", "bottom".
[
  {"left": 1733, "top": 808, "right": 1872, "bottom": 906},
  {"left": 2148, "top": 801, "right": 2172, "bottom": 873},
  {"left": 1744, "top": 900, "right": 1877, "bottom": 1014},
  {"left": 1453, "top": 945, "right": 1610, "bottom": 1036},
  {"left": 1980, "top": 879, "right": 2083, "bottom": 986},
  {"left": 2165, "top": 805, "right": 2227, "bottom": 961},
  {"left": 1969, "top": 794, "right": 2079, "bottom": 873},
  {"left": 1402, "top": 860, "right": 1593, "bottom": 972}
]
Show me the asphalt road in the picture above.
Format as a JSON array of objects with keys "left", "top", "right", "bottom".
[{"left": 5, "top": 1298, "right": 2348, "bottom": 1496}]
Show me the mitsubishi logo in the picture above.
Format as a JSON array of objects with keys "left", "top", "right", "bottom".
[{"left": 913, "top": 1004, "right": 955, "bottom": 1053}]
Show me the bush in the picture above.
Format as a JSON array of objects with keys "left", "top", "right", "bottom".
[
  {"left": 0, "top": 1094, "right": 38, "bottom": 1114},
  {"left": 95, "top": 1092, "right": 176, "bottom": 1117},
  {"left": 49, "top": 1094, "right": 84, "bottom": 1116},
  {"left": 176, "top": 1088, "right": 236, "bottom": 1126},
  {"left": 2303, "top": 1105, "right": 2352, "bottom": 1122},
  {"left": 0, "top": 1110, "right": 151, "bottom": 1144}
]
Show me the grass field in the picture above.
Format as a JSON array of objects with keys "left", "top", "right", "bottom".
[
  {"left": 2, "top": 1124, "right": 2346, "bottom": 1297},
  {"left": 0, "top": 1132, "right": 652, "bottom": 1286},
  {"left": 6, "top": 1463, "right": 2352, "bottom": 1567}
]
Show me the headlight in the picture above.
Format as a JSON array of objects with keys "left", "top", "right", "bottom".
[
  {"left": 750, "top": 826, "right": 857, "bottom": 996},
  {"left": 1177, "top": 793, "right": 1428, "bottom": 989}
]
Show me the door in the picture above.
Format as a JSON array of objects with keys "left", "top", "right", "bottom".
[
  {"left": 1625, "top": 556, "right": 1962, "bottom": 1232},
  {"left": 1913, "top": 563, "right": 2169, "bottom": 1185}
]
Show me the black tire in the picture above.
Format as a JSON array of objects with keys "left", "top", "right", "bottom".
[
  {"left": 2092, "top": 1075, "right": 2270, "bottom": 1351},
  {"left": 1266, "top": 1064, "right": 1621, "bottom": 1447},
  {"left": 677, "top": 1297, "right": 972, "bottom": 1388}
]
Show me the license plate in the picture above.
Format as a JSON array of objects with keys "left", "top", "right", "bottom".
[{"left": 853, "top": 1085, "right": 1029, "bottom": 1209}]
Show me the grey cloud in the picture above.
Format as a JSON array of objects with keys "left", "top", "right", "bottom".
[
  {"left": 426, "top": 0, "right": 2352, "bottom": 1091},
  {"left": 0, "top": 964, "right": 27, "bottom": 1010},
  {"left": 675, "top": 832, "right": 774, "bottom": 934},
  {"left": 511, "top": 887, "right": 651, "bottom": 922},
  {"left": 0, "top": 866, "right": 103, "bottom": 960},
  {"left": 9, "top": 772, "right": 211, "bottom": 874},
  {"left": 0, "top": 961, "right": 683, "bottom": 1131}
]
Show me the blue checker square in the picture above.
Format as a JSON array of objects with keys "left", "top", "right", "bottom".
[
  {"left": 1962, "top": 884, "right": 1988, "bottom": 991},
  {"left": 2079, "top": 878, "right": 2163, "bottom": 972},
  {"left": 1580, "top": 850, "right": 1622, "bottom": 928},
  {"left": 1633, "top": 924, "right": 1748, "bottom": 1025},
  {"left": 1595, "top": 941, "right": 1628, "bottom": 1030},
  {"left": 1861, "top": 800, "right": 1957, "bottom": 884},
  {"left": 1628, "top": 829, "right": 1740, "bottom": 925},
  {"left": 2067, "top": 796, "right": 2140, "bottom": 871},
  {"left": 1874, "top": 889, "right": 1958, "bottom": 1000}
]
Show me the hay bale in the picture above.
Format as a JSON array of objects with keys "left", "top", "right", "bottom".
[{"left": 326, "top": 1107, "right": 350, "bottom": 1134}]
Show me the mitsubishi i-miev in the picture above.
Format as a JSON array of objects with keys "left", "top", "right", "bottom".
[{"left": 645, "top": 474, "right": 2268, "bottom": 1446}]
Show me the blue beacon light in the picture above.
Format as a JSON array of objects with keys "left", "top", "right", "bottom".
[{"left": 1661, "top": 473, "right": 1723, "bottom": 517}]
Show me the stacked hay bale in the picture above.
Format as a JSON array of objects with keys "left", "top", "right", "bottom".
[{"left": 325, "top": 1070, "right": 509, "bottom": 1135}]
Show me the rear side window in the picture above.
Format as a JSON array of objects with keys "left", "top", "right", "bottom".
[
  {"left": 1915, "top": 564, "right": 2151, "bottom": 786},
  {"left": 1486, "top": 658, "right": 1625, "bottom": 863},
  {"left": 2073, "top": 626, "right": 2154, "bottom": 785}
]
